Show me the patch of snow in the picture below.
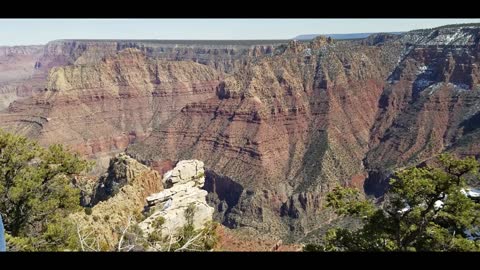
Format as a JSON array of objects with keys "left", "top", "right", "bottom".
[
  {"left": 453, "top": 83, "right": 470, "bottom": 91},
  {"left": 396, "top": 56, "right": 402, "bottom": 65},
  {"left": 434, "top": 200, "right": 444, "bottom": 210},
  {"left": 465, "top": 188, "right": 480, "bottom": 198},
  {"left": 388, "top": 79, "right": 399, "bottom": 84},
  {"left": 416, "top": 65, "right": 428, "bottom": 75},
  {"left": 405, "top": 28, "right": 475, "bottom": 46},
  {"left": 414, "top": 79, "right": 433, "bottom": 89},
  {"left": 427, "top": 82, "right": 444, "bottom": 95},
  {"left": 443, "top": 30, "right": 460, "bottom": 44},
  {"left": 460, "top": 188, "right": 480, "bottom": 198},
  {"left": 398, "top": 204, "right": 411, "bottom": 214},
  {"left": 360, "top": 54, "right": 369, "bottom": 62},
  {"left": 304, "top": 48, "right": 312, "bottom": 57}
]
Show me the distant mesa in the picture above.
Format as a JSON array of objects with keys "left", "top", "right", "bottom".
[{"left": 293, "top": 32, "right": 404, "bottom": 40}]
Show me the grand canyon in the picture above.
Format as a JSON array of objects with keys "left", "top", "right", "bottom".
[{"left": 1, "top": 22, "right": 480, "bottom": 251}]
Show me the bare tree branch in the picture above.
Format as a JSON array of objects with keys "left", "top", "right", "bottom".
[
  {"left": 167, "top": 229, "right": 174, "bottom": 251},
  {"left": 117, "top": 215, "right": 133, "bottom": 252},
  {"left": 76, "top": 224, "right": 100, "bottom": 251},
  {"left": 76, "top": 224, "right": 85, "bottom": 251},
  {"left": 174, "top": 232, "right": 203, "bottom": 252}
]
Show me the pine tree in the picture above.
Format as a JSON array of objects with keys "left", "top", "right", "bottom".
[{"left": 0, "top": 130, "right": 92, "bottom": 251}]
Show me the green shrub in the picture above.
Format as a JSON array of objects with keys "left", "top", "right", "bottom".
[
  {"left": 152, "top": 216, "right": 165, "bottom": 229},
  {"left": 147, "top": 231, "right": 162, "bottom": 243},
  {"left": 315, "top": 154, "right": 480, "bottom": 252},
  {"left": 0, "top": 130, "right": 91, "bottom": 251},
  {"left": 84, "top": 207, "right": 93, "bottom": 215},
  {"left": 133, "top": 210, "right": 144, "bottom": 222},
  {"left": 185, "top": 203, "right": 196, "bottom": 225}
]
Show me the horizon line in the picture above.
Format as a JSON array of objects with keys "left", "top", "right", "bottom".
[{"left": 0, "top": 31, "right": 407, "bottom": 47}]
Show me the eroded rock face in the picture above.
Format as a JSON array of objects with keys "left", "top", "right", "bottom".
[
  {"left": 366, "top": 26, "right": 480, "bottom": 175},
  {"left": 0, "top": 49, "right": 222, "bottom": 173},
  {"left": 43, "top": 39, "right": 285, "bottom": 73},
  {"left": 1, "top": 40, "right": 285, "bottom": 111},
  {"left": 127, "top": 37, "right": 403, "bottom": 239},
  {"left": 161, "top": 160, "right": 205, "bottom": 188},
  {"left": 89, "top": 153, "right": 163, "bottom": 206},
  {"left": 139, "top": 160, "right": 214, "bottom": 236},
  {"left": 70, "top": 153, "right": 163, "bottom": 249}
]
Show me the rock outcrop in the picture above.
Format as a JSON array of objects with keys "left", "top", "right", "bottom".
[
  {"left": 139, "top": 160, "right": 213, "bottom": 236},
  {"left": 89, "top": 153, "right": 163, "bottom": 206},
  {"left": 70, "top": 153, "right": 163, "bottom": 249}
]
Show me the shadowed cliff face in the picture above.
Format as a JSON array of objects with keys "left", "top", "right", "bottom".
[
  {"left": 2, "top": 26, "right": 480, "bottom": 242},
  {"left": 203, "top": 170, "right": 244, "bottom": 227}
]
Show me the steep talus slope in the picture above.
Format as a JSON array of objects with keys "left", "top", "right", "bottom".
[
  {"left": 127, "top": 37, "right": 403, "bottom": 239},
  {"left": 365, "top": 26, "right": 480, "bottom": 195},
  {"left": 0, "top": 48, "right": 222, "bottom": 172}
]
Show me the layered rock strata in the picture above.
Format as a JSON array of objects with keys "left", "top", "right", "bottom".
[{"left": 0, "top": 49, "right": 222, "bottom": 173}]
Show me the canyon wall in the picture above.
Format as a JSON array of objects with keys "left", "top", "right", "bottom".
[
  {"left": 0, "top": 48, "right": 222, "bottom": 173},
  {"left": 2, "top": 25, "right": 480, "bottom": 242},
  {"left": 0, "top": 40, "right": 286, "bottom": 111},
  {"left": 365, "top": 26, "right": 480, "bottom": 195},
  {"left": 127, "top": 36, "right": 404, "bottom": 239}
]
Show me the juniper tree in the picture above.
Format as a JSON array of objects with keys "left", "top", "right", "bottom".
[
  {"left": 309, "top": 154, "right": 480, "bottom": 251},
  {"left": 0, "top": 130, "right": 91, "bottom": 251}
]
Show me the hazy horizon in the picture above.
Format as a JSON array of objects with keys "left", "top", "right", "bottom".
[{"left": 1, "top": 19, "right": 480, "bottom": 46}]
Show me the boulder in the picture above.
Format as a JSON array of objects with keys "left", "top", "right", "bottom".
[
  {"left": 140, "top": 160, "right": 213, "bottom": 236},
  {"left": 162, "top": 160, "right": 205, "bottom": 188}
]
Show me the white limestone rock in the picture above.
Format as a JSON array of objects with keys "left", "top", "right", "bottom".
[{"left": 139, "top": 159, "right": 213, "bottom": 236}]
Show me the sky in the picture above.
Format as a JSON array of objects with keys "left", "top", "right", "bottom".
[{"left": 1, "top": 19, "right": 480, "bottom": 46}]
